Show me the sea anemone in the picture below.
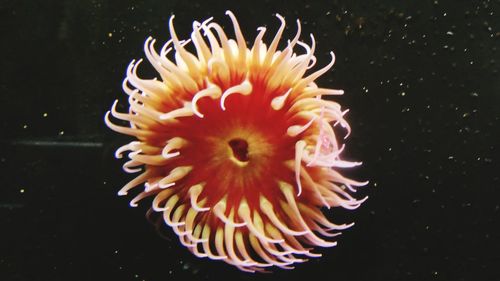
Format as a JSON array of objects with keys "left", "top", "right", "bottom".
[{"left": 105, "top": 11, "right": 367, "bottom": 272}]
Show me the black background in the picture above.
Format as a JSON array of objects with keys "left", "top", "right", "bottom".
[{"left": 1, "top": 0, "right": 499, "bottom": 280}]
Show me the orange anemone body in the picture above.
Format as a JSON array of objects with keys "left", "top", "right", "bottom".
[{"left": 106, "top": 11, "right": 367, "bottom": 272}]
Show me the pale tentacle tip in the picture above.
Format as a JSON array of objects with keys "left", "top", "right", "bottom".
[
  {"left": 117, "top": 190, "right": 127, "bottom": 196},
  {"left": 111, "top": 99, "right": 119, "bottom": 109},
  {"left": 296, "top": 229, "right": 311, "bottom": 236},
  {"left": 159, "top": 182, "right": 175, "bottom": 189},
  {"left": 153, "top": 205, "right": 167, "bottom": 212},
  {"left": 123, "top": 166, "right": 142, "bottom": 173},
  {"left": 193, "top": 205, "right": 210, "bottom": 212},
  {"left": 359, "top": 196, "right": 369, "bottom": 203},
  {"left": 220, "top": 99, "right": 227, "bottom": 111},
  {"left": 104, "top": 110, "right": 111, "bottom": 123},
  {"left": 360, "top": 180, "right": 370, "bottom": 186},
  {"left": 343, "top": 222, "right": 355, "bottom": 229},
  {"left": 144, "top": 182, "right": 158, "bottom": 193},
  {"left": 192, "top": 104, "right": 204, "bottom": 118},
  {"left": 233, "top": 221, "right": 247, "bottom": 228},
  {"left": 114, "top": 151, "right": 123, "bottom": 159},
  {"left": 159, "top": 113, "right": 171, "bottom": 120},
  {"left": 191, "top": 200, "right": 210, "bottom": 213},
  {"left": 329, "top": 51, "right": 336, "bottom": 65},
  {"left": 348, "top": 161, "right": 363, "bottom": 166},
  {"left": 162, "top": 151, "right": 180, "bottom": 159},
  {"left": 170, "top": 221, "right": 185, "bottom": 227}
]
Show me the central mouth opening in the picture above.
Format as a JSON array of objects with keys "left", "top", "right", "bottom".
[{"left": 228, "top": 138, "right": 249, "bottom": 162}]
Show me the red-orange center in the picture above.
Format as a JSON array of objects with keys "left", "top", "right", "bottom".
[{"left": 165, "top": 85, "right": 299, "bottom": 216}]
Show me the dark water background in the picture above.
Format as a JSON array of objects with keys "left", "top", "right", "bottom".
[{"left": 1, "top": 0, "right": 499, "bottom": 280}]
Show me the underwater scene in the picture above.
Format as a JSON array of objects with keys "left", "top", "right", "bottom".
[{"left": 1, "top": 0, "right": 499, "bottom": 280}]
